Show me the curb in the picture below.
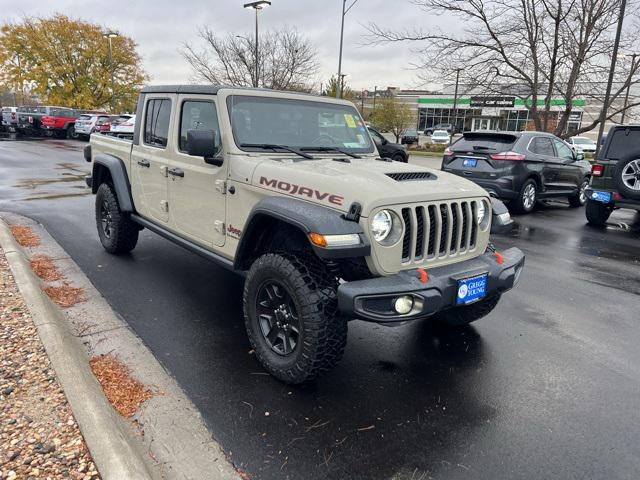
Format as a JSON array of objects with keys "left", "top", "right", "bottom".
[{"left": 0, "top": 219, "right": 154, "bottom": 480}]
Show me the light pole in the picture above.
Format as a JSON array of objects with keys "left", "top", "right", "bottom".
[
  {"left": 619, "top": 52, "right": 639, "bottom": 124},
  {"left": 595, "top": 0, "right": 627, "bottom": 158},
  {"left": 103, "top": 31, "right": 119, "bottom": 113},
  {"left": 451, "top": 68, "right": 462, "bottom": 144},
  {"left": 339, "top": 73, "right": 347, "bottom": 97},
  {"left": 244, "top": 1, "right": 271, "bottom": 88},
  {"left": 337, "top": 0, "right": 360, "bottom": 98}
]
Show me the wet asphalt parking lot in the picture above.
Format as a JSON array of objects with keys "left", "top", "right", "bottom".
[{"left": 1, "top": 137, "right": 639, "bottom": 480}]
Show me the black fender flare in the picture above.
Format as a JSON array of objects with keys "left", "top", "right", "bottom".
[
  {"left": 234, "top": 197, "right": 370, "bottom": 268},
  {"left": 91, "top": 153, "right": 135, "bottom": 212}
]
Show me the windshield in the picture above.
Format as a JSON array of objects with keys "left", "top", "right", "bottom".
[
  {"left": 227, "top": 95, "right": 374, "bottom": 154},
  {"left": 433, "top": 131, "right": 449, "bottom": 137},
  {"left": 573, "top": 137, "right": 593, "bottom": 145}
]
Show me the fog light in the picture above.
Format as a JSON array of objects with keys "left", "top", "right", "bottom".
[{"left": 394, "top": 295, "right": 414, "bottom": 315}]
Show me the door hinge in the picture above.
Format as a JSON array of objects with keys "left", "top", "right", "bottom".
[
  {"left": 160, "top": 200, "right": 169, "bottom": 212},
  {"left": 214, "top": 220, "right": 225, "bottom": 234},
  {"left": 215, "top": 180, "right": 227, "bottom": 194}
]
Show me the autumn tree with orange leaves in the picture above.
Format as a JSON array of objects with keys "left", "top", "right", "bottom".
[{"left": 0, "top": 15, "right": 147, "bottom": 111}]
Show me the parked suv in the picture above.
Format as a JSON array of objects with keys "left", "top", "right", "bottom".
[
  {"left": 85, "top": 85, "right": 524, "bottom": 384},
  {"left": 40, "top": 107, "right": 79, "bottom": 138},
  {"left": 425, "top": 123, "right": 458, "bottom": 136},
  {"left": 367, "top": 126, "right": 408, "bottom": 162},
  {"left": 585, "top": 125, "right": 640, "bottom": 226},
  {"left": 442, "top": 131, "right": 591, "bottom": 213},
  {"left": 74, "top": 114, "right": 111, "bottom": 139}
]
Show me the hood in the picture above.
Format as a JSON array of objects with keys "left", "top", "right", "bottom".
[{"left": 251, "top": 155, "right": 489, "bottom": 216}]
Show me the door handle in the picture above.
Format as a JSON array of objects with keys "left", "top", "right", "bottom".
[
  {"left": 168, "top": 168, "right": 184, "bottom": 178},
  {"left": 137, "top": 159, "right": 150, "bottom": 167}
]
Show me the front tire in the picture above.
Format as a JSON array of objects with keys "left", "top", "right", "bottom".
[
  {"left": 243, "top": 253, "right": 347, "bottom": 384},
  {"left": 95, "top": 183, "right": 139, "bottom": 254},
  {"left": 513, "top": 179, "right": 537, "bottom": 213},
  {"left": 585, "top": 199, "right": 612, "bottom": 227},
  {"left": 435, "top": 295, "right": 501, "bottom": 327},
  {"left": 568, "top": 178, "right": 589, "bottom": 207},
  {"left": 392, "top": 152, "right": 407, "bottom": 163}
]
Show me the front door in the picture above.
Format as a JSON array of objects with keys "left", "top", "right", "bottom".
[
  {"left": 168, "top": 96, "right": 227, "bottom": 247},
  {"left": 130, "top": 96, "right": 174, "bottom": 223}
]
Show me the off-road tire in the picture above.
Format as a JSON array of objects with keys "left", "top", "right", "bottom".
[
  {"left": 513, "top": 179, "right": 538, "bottom": 213},
  {"left": 435, "top": 294, "right": 501, "bottom": 327},
  {"left": 585, "top": 199, "right": 612, "bottom": 227},
  {"left": 568, "top": 178, "right": 589, "bottom": 207},
  {"left": 614, "top": 154, "right": 640, "bottom": 201},
  {"left": 243, "top": 252, "right": 347, "bottom": 384},
  {"left": 95, "top": 183, "right": 139, "bottom": 254},
  {"left": 67, "top": 125, "right": 79, "bottom": 139}
]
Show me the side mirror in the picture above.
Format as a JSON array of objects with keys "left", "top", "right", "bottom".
[
  {"left": 187, "top": 129, "right": 223, "bottom": 166},
  {"left": 576, "top": 151, "right": 585, "bottom": 161}
]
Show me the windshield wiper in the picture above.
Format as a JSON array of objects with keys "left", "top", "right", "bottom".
[
  {"left": 240, "top": 143, "right": 314, "bottom": 159},
  {"left": 300, "top": 146, "right": 361, "bottom": 158}
]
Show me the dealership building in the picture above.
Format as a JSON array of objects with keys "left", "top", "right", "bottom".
[{"left": 359, "top": 86, "right": 637, "bottom": 138}]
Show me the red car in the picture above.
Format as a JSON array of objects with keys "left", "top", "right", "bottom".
[{"left": 40, "top": 107, "right": 80, "bottom": 138}]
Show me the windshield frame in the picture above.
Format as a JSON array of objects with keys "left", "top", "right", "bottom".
[{"left": 226, "top": 94, "right": 375, "bottom": 155}]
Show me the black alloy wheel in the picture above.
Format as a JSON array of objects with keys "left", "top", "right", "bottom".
[{"left": 256, "top": 280, "right": 300, "bottom": 356}]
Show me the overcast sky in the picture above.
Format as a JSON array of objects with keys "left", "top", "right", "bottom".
[{"left": 1, "top": 0, "right": 451, "bottom": 91}]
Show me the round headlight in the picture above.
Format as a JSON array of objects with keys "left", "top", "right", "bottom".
[{"left": 371, "top": 210, "right": 393, "bottom": 242}]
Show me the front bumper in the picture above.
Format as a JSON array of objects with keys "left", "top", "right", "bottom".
[{"left": 337, "top": 247, "right": 524, "bottom": 323}]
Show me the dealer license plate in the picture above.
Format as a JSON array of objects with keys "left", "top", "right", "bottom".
[
  {"left": 456, "top": 273, "right": 488, "bottom": 305},
  {"left": 590, "top": 190, "right": 611, "bottom": 203},
  {"left": 462, "top": 158, "right": 477, "bottom": 168}
]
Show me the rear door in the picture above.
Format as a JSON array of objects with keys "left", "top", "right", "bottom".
[
  {"left": 527, "top": 136, "right": 559, "bottom": 191},
  {"left": 168, "top": 96, "right": 227, "bottom": 247},
  {"left": 130, "top": 96, "right": 174, "bottom": 223},
  {"left": 552, "top": 138, "right": 583, "bottom": 190}
]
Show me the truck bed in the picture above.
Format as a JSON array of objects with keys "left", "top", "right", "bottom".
[{"left": 90, "top": 133, "right": 134, "bottom": 165}]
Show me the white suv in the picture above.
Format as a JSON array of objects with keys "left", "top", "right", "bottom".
[{"left": 74, "top": 114, "right": 110, "bottom": 138}]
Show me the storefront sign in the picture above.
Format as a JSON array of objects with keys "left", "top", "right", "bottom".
[{"left": 470, "top": 96, "right": 516, "bottom": 108}]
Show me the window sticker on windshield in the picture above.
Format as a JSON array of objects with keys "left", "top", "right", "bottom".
[
  {"left": 344, "top": 114, "right": 357, "bottom": 128},
  {"left": 356, "top": 134, "right": 365, "bottom": 144},
  {"left": 344, "top": 142, "right": 362, "bottom": 148}
]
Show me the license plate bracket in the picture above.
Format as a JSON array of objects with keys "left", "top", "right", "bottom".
[{"left": 456, "top": 273, "right": 488, "bottom": 305}]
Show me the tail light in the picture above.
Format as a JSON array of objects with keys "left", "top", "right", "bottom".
[
  {"left": 490, "top": 151, "right": 525, "bottom": 161},
  {"left": 591, "top": 164, "right": 604, "bottom": 177},
  {"left": 11, "top": 112, "right": 16, "bottom": 120},
  {"left": 443, "top": 147, "right": 453, "bottom": 156}
]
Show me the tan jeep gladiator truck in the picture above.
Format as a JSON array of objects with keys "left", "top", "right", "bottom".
[{"left": 85, "top": 85, "right": 525, "bottom": 384}]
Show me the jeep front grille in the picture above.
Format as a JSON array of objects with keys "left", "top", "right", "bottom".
[{"left": 400, "top": 201, "right": 479, "bottom": 263}]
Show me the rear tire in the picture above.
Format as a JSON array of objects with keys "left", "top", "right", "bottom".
[
  {"left": 243, "top": 252, "right": 347, "bottom": 384},
  {"left": 568, "top": 178, "right": 589, "bottom": 207},
  {"left": 513, "top": 179, "right": 538, "bottom": 213},
  {"left": 95, "top": 183, "right": 139, "bottom": 254},
  {"left": 585, "top": 199, "right": 612, "bottom": 227},
  {"left": 435, "top": 295, "right": 501, "bottom": 327}
]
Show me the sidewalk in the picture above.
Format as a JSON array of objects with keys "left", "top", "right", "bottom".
[{"left": 0, "top": 247, "right": 100, "bottom": 480}]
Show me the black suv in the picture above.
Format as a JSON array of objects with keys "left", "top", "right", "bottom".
[
  {"left": 367, "top": 126, "right": 408, "bottom": 162},
  {"left": 585, "top": 125, "right": 640, "bottom": 226},
  {"left": 442, "top": 131, "right": 591, "bottom": 213},
  {"left": 425, "top": 123, "right": 458, "bottom": 135}
]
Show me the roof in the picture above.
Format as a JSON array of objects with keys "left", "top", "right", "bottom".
[{"left": 139, "top": 85, "right": 323, "bottom": 99}]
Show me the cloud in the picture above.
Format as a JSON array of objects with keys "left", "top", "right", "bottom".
[{"left": 0, "top": 0, "right": 453, "bottom": 89}]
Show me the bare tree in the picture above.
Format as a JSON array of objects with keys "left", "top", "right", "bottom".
[
  {"left": 366, "top": 0, "right": 640, "bottom": 138},
  {"left": 181, "top": 27, "right": 319, "bottom": 92}
]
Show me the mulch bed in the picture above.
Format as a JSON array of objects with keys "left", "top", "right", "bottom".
[
  {"left": 89, "top": 355, "right": 153, "bottom": 418},
  {"left": 0, "top": 249, "right": 100, "bottom": 479}
]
